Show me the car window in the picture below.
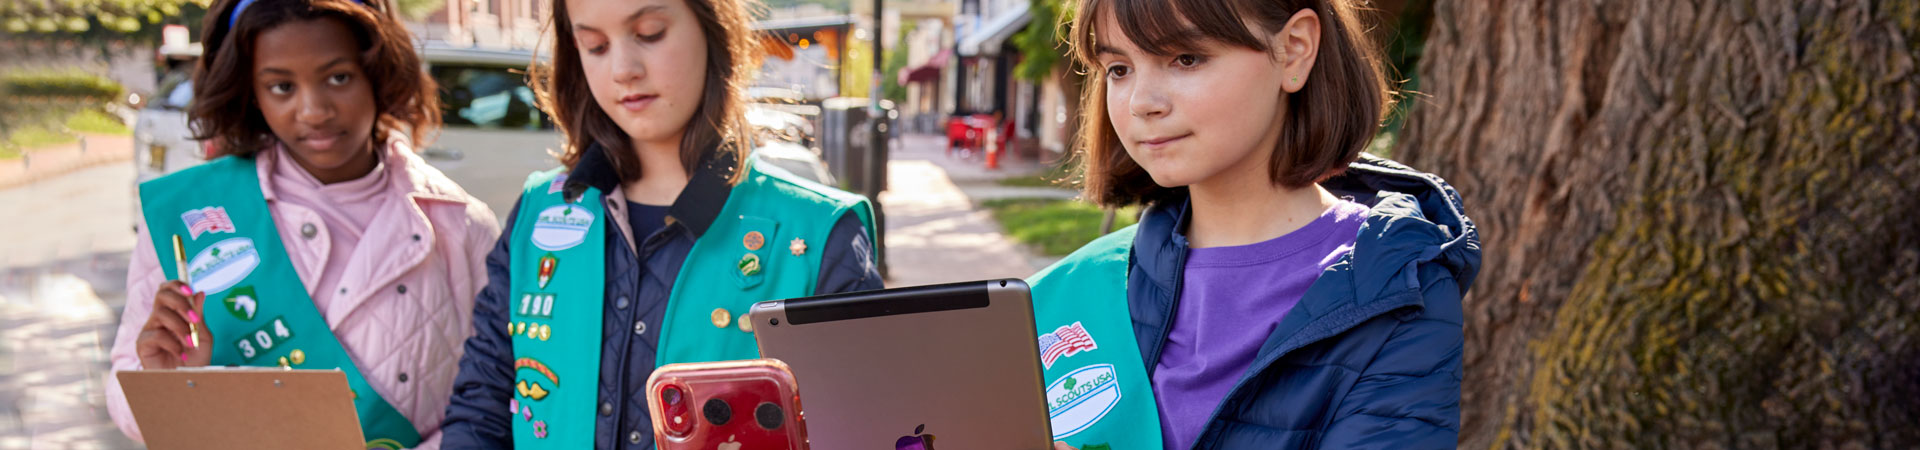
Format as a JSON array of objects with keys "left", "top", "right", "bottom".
[
  {"left": 432, "top": 64, "right": 551, "bottom": 130},
  {"left": 155, "top": 70, "right": 194, "bottom": 109}
]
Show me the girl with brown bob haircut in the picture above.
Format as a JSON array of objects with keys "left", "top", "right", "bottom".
[
  {"left": 441, "top": 0, "right": 882, "bottom": 447},
  {"left": 1030, "top": 0, "right": 1481, "bottom": 448},
  {"left": 107, "top": 0, "right": 500, "bottom": 448}
]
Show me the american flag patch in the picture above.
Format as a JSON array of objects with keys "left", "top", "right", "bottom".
[
  {"left": 179, "top": 206, "right": 236, "bottom": 239},
  {"left": 547, "top": 174, "right": 569, "bottom": 194},
  {"left": 1038, "top": 321, "right": 1098, "bottom": 370}
]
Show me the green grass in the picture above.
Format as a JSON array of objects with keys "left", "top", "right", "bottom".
[
  {"left": 996, "top": 161, "right": 1078, "bottom": 188},
  {"left": 65, "top": 108, "right": 129, "bottom": 135},
  {"left": 983, "top": 198, "right": 1141, "bottom": 256},
  {"left": 0, "top": 107, "right": 129, "bottom": 159}
]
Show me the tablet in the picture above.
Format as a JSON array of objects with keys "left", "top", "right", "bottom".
[
  {"left": 751, "top": 279, "right": 1053, "bottom": 449},
  {"left": 116, "top": 368, "right": 365, "bottom": 449}
]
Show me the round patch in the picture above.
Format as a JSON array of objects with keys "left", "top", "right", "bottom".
[
  {"left": 743, "top": 231, "right": 766, "bottom": 251},
  {"left": 186, "top": 237, "right": 261, "bottom": 295},
  {"left": 1047, "top": 364, "right": 1123, "bottom": 439},
  {"left": 711, "top": 308, "right": 732, "bottom": 328},
  {"left": 531, "top": 205, "right": 594, "bottom": 251}
]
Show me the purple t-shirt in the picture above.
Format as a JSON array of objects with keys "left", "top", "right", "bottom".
[{"left": 1152, "top": 200, "right": 1369, "bottom": 449}]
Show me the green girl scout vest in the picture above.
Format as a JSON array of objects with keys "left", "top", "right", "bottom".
[
  {"left": 1027, "top": 225, "right": 1163, "bottom": 449},
  {"left": 138, "top": 156, "right": 421, "bottom": 450},
  {"left": 505, "top": 160, "right": 874, "bottom": 448}
]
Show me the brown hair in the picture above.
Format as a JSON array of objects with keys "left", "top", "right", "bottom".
[
  {"left": 532, "top": 0, "right": 761, "bottom": 184},
  {"left": 191, "top": 0, "right": 440, "bottom": 157},
  {"left": 1069, "top": 0, "right": 1389, "bottom": 206}
]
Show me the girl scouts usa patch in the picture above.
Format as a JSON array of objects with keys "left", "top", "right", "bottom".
[
  {"left": 1047, "top": 363, "right": 1123, "bottom": 439},
  {"left": 187, "top": 237, "right": 259, "bottom": 295},
  {"left": 531, "top": 205, "right": 594, "bottom": 251}
]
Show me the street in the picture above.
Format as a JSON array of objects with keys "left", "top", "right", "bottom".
[{"left": 0, "top": 132, "right": 1050, "bottom": 448}]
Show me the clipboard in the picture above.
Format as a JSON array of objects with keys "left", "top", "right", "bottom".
[{"left": 117, "top": 369, "right": 366, "bottom": 450}]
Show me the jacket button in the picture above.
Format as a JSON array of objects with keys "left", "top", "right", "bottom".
[
  {"left": 300, "top": 223, "right": 317, "bottom": 239},
  {"left": 397, "top": 372, "right": 408, "bottom": 382},
  {"left": 339, "top": 287, "right": 347, "bottom": 295},
  {"left": 628, "top": 431, "right": 642, "bottom": 444},
  {"left": 633, "top": 321, "right": 647, "bottom": 335},
  {"left": 600, "top": 402, "right": 613, "bottom": 416},
  {"left": 396, "top": 284, "right": 408, "bottom": 294},
  {"left": 616, "top": 296, "right": 629, "bottom": 309},
  {"left": 411, "top": 234, "right": 421, "bottom": 242}
]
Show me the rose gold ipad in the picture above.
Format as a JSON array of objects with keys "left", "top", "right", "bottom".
[{"left": 750, "top": 279, "right": 1052, "bottom": 449}]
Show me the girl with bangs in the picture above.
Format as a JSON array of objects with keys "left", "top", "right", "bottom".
[
  {"left": 105, "top": 0, "right": 500, "bottom": 448},
  {"left": 1032, "top": 0, "right": 1480, "bottom": 448},
  {"left": 439, "top": 0, "right": 882, "bottom": 447}
]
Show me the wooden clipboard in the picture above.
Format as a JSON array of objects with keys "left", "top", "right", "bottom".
[{"left": 117, "top": 369, "right": 366, "bottom": 450}]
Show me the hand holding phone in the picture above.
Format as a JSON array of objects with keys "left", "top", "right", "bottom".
[{"left": 647, "top": 359, "right": 808, "bottom": 450}]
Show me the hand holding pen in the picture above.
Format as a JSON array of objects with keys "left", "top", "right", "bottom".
[{"left": 133, "top": 236, "right": 212, "bottom": 369}]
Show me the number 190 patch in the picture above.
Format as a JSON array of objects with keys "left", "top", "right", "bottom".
[{"left": 234, "top": 316, "right": 294, "bottom": 362}]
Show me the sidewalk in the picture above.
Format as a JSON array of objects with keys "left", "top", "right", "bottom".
[
  {"left": 879, "top": 134, "right": 1075, "bottom": 287},
  {"left": 0, "top": 134, "right": 134, "bottom": 190}
]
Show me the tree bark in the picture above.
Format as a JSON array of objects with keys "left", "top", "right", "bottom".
[{"left": 1396, "top": 0, "right": 1920, "bottom": 448}]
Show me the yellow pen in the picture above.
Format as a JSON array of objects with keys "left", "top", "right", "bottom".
[{"left": 172, "top": 235, "right": 198, "bottom": 349}]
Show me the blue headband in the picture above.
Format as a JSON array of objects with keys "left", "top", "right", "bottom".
[{"left": 228, "top": 0, "right": 371, "bottom": 29}]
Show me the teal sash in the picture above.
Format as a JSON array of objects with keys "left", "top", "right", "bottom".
[
  {"left": 1027, "top": 225, "right": 1163, "bottom": 449},
  {"left": 506, "top": 161, "right": 873, "bottom": 448},
  {"left": 139, "top": 156, "right": 421, "bottom": 449},
  {"left": 504, "top": 170, "right": 607, "bottom": 448}
]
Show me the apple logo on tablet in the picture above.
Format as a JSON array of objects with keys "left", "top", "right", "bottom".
[{"left": 894, "top": 424, "right": 935, "bottom": 450}]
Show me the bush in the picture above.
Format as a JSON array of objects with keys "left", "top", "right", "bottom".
[{"left": 1, "top": 70, "right": 123, "bottom": 101}]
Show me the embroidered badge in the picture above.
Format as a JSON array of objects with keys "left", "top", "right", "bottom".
[
  {"left": 711, "top": 308, "right": 733, "bottom": 329},
  {"left": 1047, "top": 364, "right": 1123, "bottom": 440},
  {"left": 531, "top": 205, "right": 593, "bottom": 251},
  {"left": 737, "top": 253, "right": 762, "bottom": 277},
  {"left": 533, "top": 420, "right": 548, "bottom": 439},
  {"left": 743, "top": 230, "right": 766, "bottom": 251},
  {"left": 789, "top": 238, "right": 807, "bottom": 256},
  {"left": 288, "top": 349, "right": 305, "bottom": 365},
  {"left": 537, "top": 254, "right": 558, "bottom": 289},
  {"left": 547, "top": 175, "right": 568, "bottom": 194},
  {"left": 233, "top": 316, "right": 293, "bottom": 362},
  {"left": 179, "top": 206, "right": 236, "bottom": 239},
  {"left": 223, "top": 286, "right": 259, "bottom": 321},
  {"left": 1038, "top": 322, "right": 1099, "bottom": 370},
  {"left": 518, "top": 293, "right": 555, "bottom": 319},
  {"left": 515, "top": 357, "right": 559, "bottom": 387},
  {"left": 516, "top": 380, "right": 552, "bottom": 401},
  {"left": 186, "top": 237, "right": 260, "bottom": 295}
]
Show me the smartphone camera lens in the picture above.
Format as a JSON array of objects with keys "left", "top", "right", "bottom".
[
  {"left": 662, "top": 385, "right": 683, "bottom": 406},
  {"left": 769, "top": 317, "right": 780, "bottom": 326},
  {"left": 703, "top": 398, "right": 732, "bottom": 426},
  {"left": 660, "top": 384, "right": 694, "bottom": 437},
  {"left": 755, "top": 402, "right": 784, "bottom": 430}
]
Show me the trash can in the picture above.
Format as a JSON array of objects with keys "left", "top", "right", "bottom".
[{"left": 819, "top": 97, "right": 894, "bottom": 195}]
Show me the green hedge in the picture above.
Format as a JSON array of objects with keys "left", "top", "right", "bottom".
[{"left": 0, "top": 71, "right": 123, "bottom": 101}]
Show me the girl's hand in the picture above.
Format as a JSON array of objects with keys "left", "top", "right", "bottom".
[
  {"left": 135, "top": 280, "right": 212, "bottom": 369},
  {"left": 1053, "top": 442, "right": 1078, "bottom": 450}
]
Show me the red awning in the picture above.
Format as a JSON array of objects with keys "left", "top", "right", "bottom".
[{"left": 898, "top": 49, "right": 951, "bottom": 85}]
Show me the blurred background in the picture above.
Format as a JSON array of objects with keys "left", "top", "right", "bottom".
[{"left": 1, "top": 0, "right": 1915, "bottom": 448}]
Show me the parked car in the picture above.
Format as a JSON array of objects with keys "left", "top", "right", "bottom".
[
  {"left": 133, "top": 43, "right": 840, "bottom": 221},
  {"left": 132, "top": 44, "right": 208, "bottom": 185}
]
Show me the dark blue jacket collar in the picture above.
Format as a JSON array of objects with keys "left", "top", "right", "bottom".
[
  {"left": 562, "top": 143, "right": 738, "bottom": 238},
  {"left": 1128, "top": 154, "right": 1483, "bottom": 366}
]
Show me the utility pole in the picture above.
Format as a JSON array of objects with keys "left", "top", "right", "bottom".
[{"left": 866, "top": 0, "right": 890, "bottom": 278}]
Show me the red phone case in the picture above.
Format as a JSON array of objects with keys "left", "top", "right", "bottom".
[{"left": 646, "top": 359, "right": 809, "bottom": 450}]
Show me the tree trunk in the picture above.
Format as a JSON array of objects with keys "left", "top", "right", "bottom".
[{"left": 1396, "top": 0, "right": 1920, "bottom": 448}]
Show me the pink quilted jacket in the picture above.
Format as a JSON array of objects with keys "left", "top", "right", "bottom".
[{"left": 104, "top": 140, "right": 499, "bottom": 449}]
